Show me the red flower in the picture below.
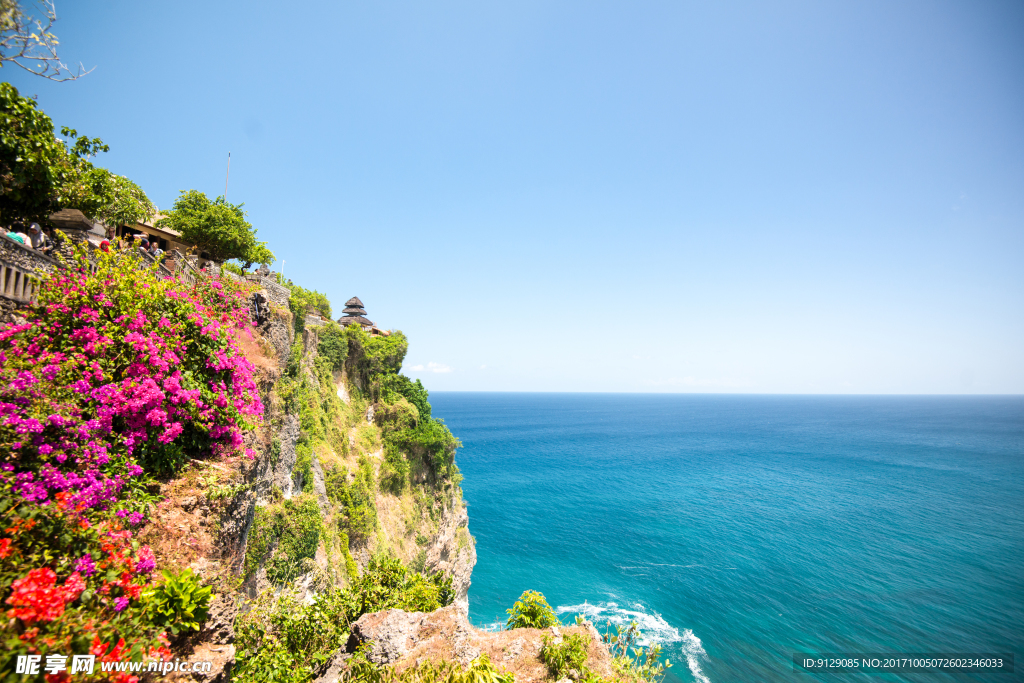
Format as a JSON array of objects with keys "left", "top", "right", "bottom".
[
  {"left": 5, "top": 568, "right": 85, "bottom": 624},
  {"left": 0, "top": 537, "right": 11, "bottom": 558}
]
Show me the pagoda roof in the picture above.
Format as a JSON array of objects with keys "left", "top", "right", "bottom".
[
  {"left": 339, "top": 315, "right": 374, "bottom": 327},
  {"left": 345, "top": 296, "right": 364, "bottom": 307},
  {"left": 342, "top": 306, "right": 366, "bottom": 315}
]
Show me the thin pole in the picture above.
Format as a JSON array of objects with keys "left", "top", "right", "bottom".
[{"left": 225, "top": 152, "right": 231, "bottom": 201}]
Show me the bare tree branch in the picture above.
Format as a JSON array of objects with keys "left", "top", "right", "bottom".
[{"left": 0, "top": 0, "right": 92, "bottom": 81}]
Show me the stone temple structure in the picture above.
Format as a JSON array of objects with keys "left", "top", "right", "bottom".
[{"left": 337, "top": 297, "right": 389, "bottom": 336}]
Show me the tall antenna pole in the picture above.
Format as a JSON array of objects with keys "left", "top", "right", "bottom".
[{"left": 225, "top": 152, "right": 231, "bottom": 201}]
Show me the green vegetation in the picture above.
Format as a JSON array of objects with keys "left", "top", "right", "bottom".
[
  {"left": 380, "top": 373, "right": 431, "bottom": 421},
  {"left": 385, "top": 417, "right": 461, "bottom": 483},
  {"left": 144, "top": 568, "right": 213, "bottom": 637},
  {"left": 235, "top": 554, "right": 454, "bottom": 683},
  {"left": 316, "top": 322, "right": 349, "bottom": 372},
  {"left": 344, "top": 325, "right": 409, "bottom": 392},
  {"left": 286, "top": 282, "right": 332, "bottom": 333},
  {"left": 349, "top": 653, "right": 514, "bottom": 683},
  {"left": 603, "top": 621, "right": 673, "bottom": 683},
  {"left": 336, "top": 456, "right": 378, "bottom": 541},
  {"left": 0, "top": 82, "right": 155, "bottom": 225},
  {"left": 541, "top": 633, "right": 596, "bottom": 682},
  {"left": 506, "top": 590, "right": 560, "bottom": 629},
  {"left": 379, "top": 444, "right": 410, "bottom": 495},
  {"left": 158, "top": 189, "right": 274, "bottom": 265},
  {"left": 294, "top": 442, "right": 313, "bottom": 492},
  {"left": 236, "top": 291, "right": 474, "bottom": 683},
  {"left": 244, "top": 494, "right": 324, "bottom": 584}
]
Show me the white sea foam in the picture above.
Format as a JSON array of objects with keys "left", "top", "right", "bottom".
[
  {"left": 555, "top": 601, "right": 682, "bottom": 646},
  {"left": 680, "top": 628, "right": 711, "bottom": 683},
  {"left": 555, "top": 602, "right": 712, "bottom": 682}
]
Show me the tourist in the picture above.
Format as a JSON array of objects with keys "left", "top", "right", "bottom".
[
  {"left": 149, "top": 241, "right": 164, "bottom": 259},
  {"left": 11, "top": 227, "right": 32, "bottom": 246},
  {"left": 5, "top": 230, "right": 26, "bottom": 245},
  {"left": 27, "top": 223, "right": 54, "bottom": 255},
  {"left": 99, "top": 240, "right": 110, "bottom": 252},
  {"left": 138, "top": 237, "right": 150, "bottom": 256}
]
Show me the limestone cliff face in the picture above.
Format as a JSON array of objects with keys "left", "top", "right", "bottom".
[
  {"left": 225, "top": 302, "right": 476, "bottom": 601},
  {"left": 426, "top": 502, "right": 476, "bottom": 611},
  {"left": 158, "top": 295, "right": 476, "bottom": 681}
]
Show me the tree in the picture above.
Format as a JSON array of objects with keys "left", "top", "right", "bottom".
[
  {"left": 242, "top": 240, "right": 274, "bottom": 270},
  {"left": 0, "top": 0, "right": 89, "bottom": 81},
  {"left": 0, "top": 81, "right": 66, "bottom": 223},
  {"left": 0, "top": 83, "right": 155, "bottom": 225},
  {"left": 158, "top": 189, "right": 275, "bottom": 265}
]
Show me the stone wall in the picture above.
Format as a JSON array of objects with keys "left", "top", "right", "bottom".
[
  {"left": 304, "top": 314, "right": 327, "bottom": 329},
  {"left": 260, "top": 277, "right": 291, "bottom": 308},
  {"left": 0, "top": 234, "right": 60, "bottom": 276}
]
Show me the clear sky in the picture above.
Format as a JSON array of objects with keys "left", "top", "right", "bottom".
[{"left": 7, "top": 0, "right": 1023, "bottom": 393}]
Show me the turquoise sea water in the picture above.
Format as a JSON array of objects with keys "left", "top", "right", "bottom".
[{"left": 428, "top": 394, "right": 1024, "bottom": 683}]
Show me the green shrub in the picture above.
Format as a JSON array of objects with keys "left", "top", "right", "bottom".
[
  {"left": 338, "top": 531, "right": 359, "bottom": 581},
  {"left": 244, "top": 495, "right": 325, "bottom": 584},
  {"left": 340, "top": 456, "right": 378, "bottom": 540},
  {"left": 235, "top": 555, "right": 455, "bottom": 683},
  {"left": 341, "top": 325, "right": 409, "bottom": 392},
  {"left": 379, "top": 374, "right": 431, "bottom": 421},
  {"left": 294, "top": 442, "right": 313, "bottom": 492},
  {"left": 506, "top": 590, "right": 560, "bottom": 629},
  {"left": 379, "top": 445, "right": 410, "bottom": 495},
  {"left": 286, "top": 282, "right": 332, "bottom": 333},
  {"left": 316, "top": 323, "right": 348, "bottom": 372},
  {"left": 386, "top": 418, "right": 461, "bottom": 481},
  {"left": 604, "top": 620, "right": 673, "bottom": 683},
  {"left": 145, "top": 568, "right": 213, "bottom": 636},
  {"left": 325, "top": 465, "right": 348, "bottom": 504},
  {"left": 286, "top": 340, "right": 304, "bottom": 378},
  {"left": 374, "top": 398, "right": 419, "bottom": 437},
  {"left": 541, "top": 633, "right": 592, "bottom": 679},
  {"left": 268, "top": 496, "right": 324, "bottom": 584}
]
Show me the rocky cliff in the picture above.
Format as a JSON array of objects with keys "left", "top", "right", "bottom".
[{"left": 152, "top": 290, "right": 476, "bottom": 680}]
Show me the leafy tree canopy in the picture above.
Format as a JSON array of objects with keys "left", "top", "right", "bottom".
[
  {"left": 0, "top": 82, "right": 154, "bottom": 225},
  {"left": 158, "top": 189, "right": 275, "bottom": 265}
]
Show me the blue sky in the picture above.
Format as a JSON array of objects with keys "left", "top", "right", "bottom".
[{"left": 7, "top": 0, "right": 1023, "bottom": 393}]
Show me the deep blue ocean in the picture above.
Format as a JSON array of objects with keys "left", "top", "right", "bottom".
[{"left": 428, "top": 394, "right": 1024, "bottom": 683}]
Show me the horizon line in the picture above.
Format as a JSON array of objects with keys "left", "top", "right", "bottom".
[{"left": 424, "top": 390, "right": 1024, "bottom": 397}]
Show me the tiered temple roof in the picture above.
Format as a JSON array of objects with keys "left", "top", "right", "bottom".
[{"left": 338, "top": 296, "right": 374, "bottom": 327}]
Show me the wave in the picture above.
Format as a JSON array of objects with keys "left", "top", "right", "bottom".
[
  {"left": 555, "top": 602, "right": 711, "bottom": 682},
  {"left": 555, "top": 601, "right": 682, "bottom": 646},
  {"left": 680, "top": 628, "right": 711, "bottom": 683}
]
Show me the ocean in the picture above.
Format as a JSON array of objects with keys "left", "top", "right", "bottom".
[{"left": 428, "top": 393, "right": 1024, "bottom": 682}]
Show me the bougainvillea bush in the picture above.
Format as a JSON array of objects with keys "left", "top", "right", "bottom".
[
  {"left": 0, "top": 245, "right": 262, "bottom": 500},
  {"left": 0, "top": 246, "right": 262, "bottom": 676}
]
